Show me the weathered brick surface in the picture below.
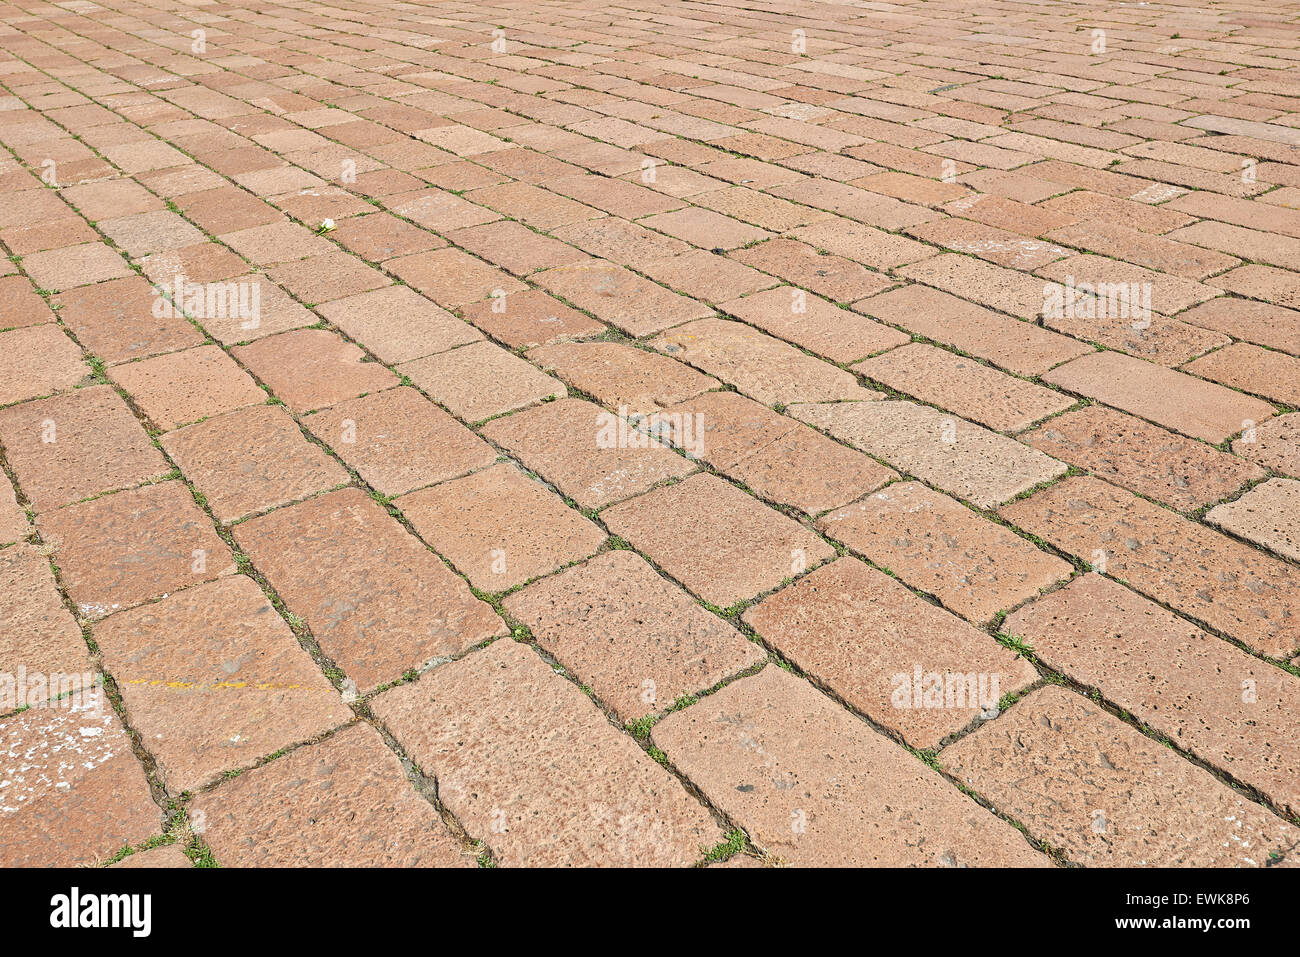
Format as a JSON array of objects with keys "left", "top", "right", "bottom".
[
  {"left": 819, "top": 481, "right": 1072, "bottom": 623},
  {"left": 743, "top": 557, "right": 1036, "bottom": 748},
  {"left": 373, "top": 639, "right": 722, "bottom": 866},
  {"left": 192, "top": 723, "right": 471, "bottom": 867},
  {"left": 1235, "top": 412, "right": 1300, "bottom": 478},
  {"left": 162, "top": 404, "right": 348, "bottom": 523},
  {"left": 0, "top": 385, "right": 169, "bottom": 510},
  {"left": 718, "top": 286, "right": 908, "bottom": 364},
  {"left": 302, "top": 386, "right": 495, "bottom": 497},
  {"left": 943, "top": 686, "right": 1295, "bottom": 867},
  {"left": 505, "top": 550, "right": 764, "bottom": 721},
  {"left": 397, "top": 463, "right": 606, "bottom": 591},
  {"left": 649, "top": 390, "right": 896, "bottom": 514},
  {"left": 233, "top": 329, "right": 399, "bottom": 413},
  {"left": 854, "top": 343, "right": 1075, "bottom": 432},
  {"left": 1207, "top": 479, "right": 1300, "bottom": 563},
  {"left": 3, "top": 0, "right": 1298, "bottom": 869},
  {"left": 1021, "top": 405, "right": 1264, "bottom": 511},
  {"left": 480, "top": 398, "right": 694, "bottom": 509},
  {"left": 1043, "top": 350, "right": 1275, "bottom": 443},
  {"left": 109, "top": 344, "right": 265, "bottom": 431},
  {"left": 0, "top": 545, "right": 92, "bottom": 706},
  {"left": 0, "top": 704, "right": 162, "bottom": 867},
  {"left": 1004, "top": 575, "right": 1300, "bottom": 815},
  {"left": 39, "top": 481, "right": 231, "bottom": 621},
  {"left": 1002, "top": 476, "right": 1300, "bottom": 659},
  {"left": 0, "top": 324, "right": 88, "bottom": 406},
  {"left": 652, "top": 317, "right": 881, "bottom": 406},
  {"left": 527, "top": 341, "right": 718, "bottom": 415},
  {"left": 398, "top": 341, "right": 564, "bottom": 423},
  {"left": 652, "top": 667, "right": 1045, "bottom": 866},
  {"left": 1182, "top": 342, "right": 1300, "bottom": 407},
  {"left": 233, "top": 488, "right": 505, "bottom": 691},
  {"left": 603, "top": 473, "right": 836, "bottom": 607},
  {"left": 790, "top": 400, "right": 1067, "bottom": 507},
  {"left": 95, "top": 575, "right": 347, "bottom": 792},
  {"left": 853, "top": 284, "right": 1092, "bottom": 376}
]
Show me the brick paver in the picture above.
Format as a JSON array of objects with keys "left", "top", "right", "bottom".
[
  {"left": 504, "top": 550, "right": 764, "bottom": 722},
  {"left": 233, "top": 488, "right": 505, "bottom": 692},
  {"left": 1003, "top": 576, "right": 1300, "bottom": 816},
  {"left": 653, "top": 667, "right": 1045, "bottom": 866},
  {"left": 374, "top": 639, "right": 722, "bottom": 866},
  {"left": 943, "top": 687, "right": 1295, "bottom": 867},
  {"left": 790, "top": 400, "right": 1067, "bottom": 507},
  {"left": 191, "top": 723, "right": 471, "bottom": 867},
  {"left": 818, "top": 481, "right": 1072, "bottom": 624},
  {"left": 94, "top": 576, "right": 347, "bottom": 793},
  {"left": 396, "top": 463, "right": 606, "bottom": 591},
  {"left": 1002, "top": 476, "right": 1300, "bottom": 659},
  {"left": 161, "top": 404, "right": 349, "bottom": 523},
  {"left": 743, "top": 557, "right": 1036, "bottom": 749},
  {"left": 603, "top": 473, "right": 835, "bottom": 608},
  {"left": 4, "top": 0, "right": 1298, "bottom": 870}
]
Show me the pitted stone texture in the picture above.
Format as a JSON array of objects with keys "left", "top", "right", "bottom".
[
  {"left": 94, "top": 576, "right": 347, "bottom": 793},
  {"left": 397, "top": 463, "right": 606, "bottom": 591},
  {"left": 0, "top": 545, "right": 92, "bottom": 708},
  {"left": 943, "top": 686, "right": 1296, "bottom": 867},
  {"left": 191, "top": 723, "right": 471, "bottom": 867},
  {"left": 317, "top": 285, "right": 481, "bottom": 365},
  {"left": 1178, "top": 298, "right": 1300, "bottom": 357},
  {"left": 1005, "top": 575, "right": 1300, "bottom": 816},
  {"left": 398, "top": 341, "right": 565, "bottom": 423},
  {"left": 853, "top": 343, "right": 1075, "bottom": 432},
  {"left": 0, "top": 385, "right": 169, "bottom": 510},
  {"left": 38, "top": 481, "right": 230, "bottom": 621},
  {"left": 602, "top": 473, "right": 836, "bottom": 608},
  {"left": 853, "top": 284, "right": 1092, "bottom": 377},
  {"left": 373, "top": 639, "right": 722, "bottom": 866},
  {"left": 233, "top": 488, "right": 505, "bottom": 692},
  {"left": 1234, "top": 412, "right": 1300, "bottom": 478},
  {"left": 652, "top": 667, "right": 1045, "bottom": 866},
  {"left": 161, "top": 404, "right": 348, "bottom": 523},
  {"left": 730, "top": 238, "right": 895, "bottom": 303},
  {"left": 0, "top": 472, "right": 27, "bottom": 545},
  {"left": 818, "top": 481, "right": 1072, "bottom": 624},
  {"left": 233, "top": 329, "right": 398, "bottom": 413},
  {"left": 1002, "top": 476, "right": 1300, "bottom": 659},
  {"left": 480, "top": 398, "right": 694, "bottom": 509},
  {"left": 459, "top": 288, "right": 605, "bottom": 349},
  {"left": 1207, "top": 479, "right": 1300, "bottom": 563},
  {"left": 303, "top": 387, "right": 496, "bottom": 497},
  {"left": 1182, "top": 342, "right": 1300, "bottom": 408},
  {"left": 0, "top": 275, "right": 55, "bottom": 329},
  {"left": 1043, "top": 351, "right": 1274, "bottom": 444},
  {"left": 789, "top": 400, "right": 1067, "bottom": 508},
  {"left": 896, "top": 253, "right": 1046, "bottom": 319},
  {"left": 717, "top": 287, "right": 908, "bottom": 364},
  {"left": 743, "top": 558, "right": 1036, "bottom": 749},
  {"left": 652, "top": 391, "right": 896, "bottom": 515},
  {"left": 0, "top": 704, "right": 161, "bottom": 867},
  {"left": 653, "top": 318, "right": 880, "bottom": 406},
  {"left": 109, "top": 344, "right": 265, "bottom": 431},
  {"left": 527, "top": 341, "right": 718, "bottom": 415},
  {"left": 112, "top": 845, "right": 193, "bottom": 868},
  {"left": 534, "top": 260, "right": 712, "bottom": 337},
  {"left": 1022, "top": 405, "right": 1264, "bottom": 511},
  {"left": 0, "top": 324, "right": 88, "bottom": 406},
  {"left": 504, "top": 550, "right": 764, "bottom": 721},
  {"left": 192, "top": 275, "right": 317, "bottom": 346}
]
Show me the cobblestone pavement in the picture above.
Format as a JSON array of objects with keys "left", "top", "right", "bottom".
[{"left": 1, "top": 0, "right": 1298, "bottom": 868}]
